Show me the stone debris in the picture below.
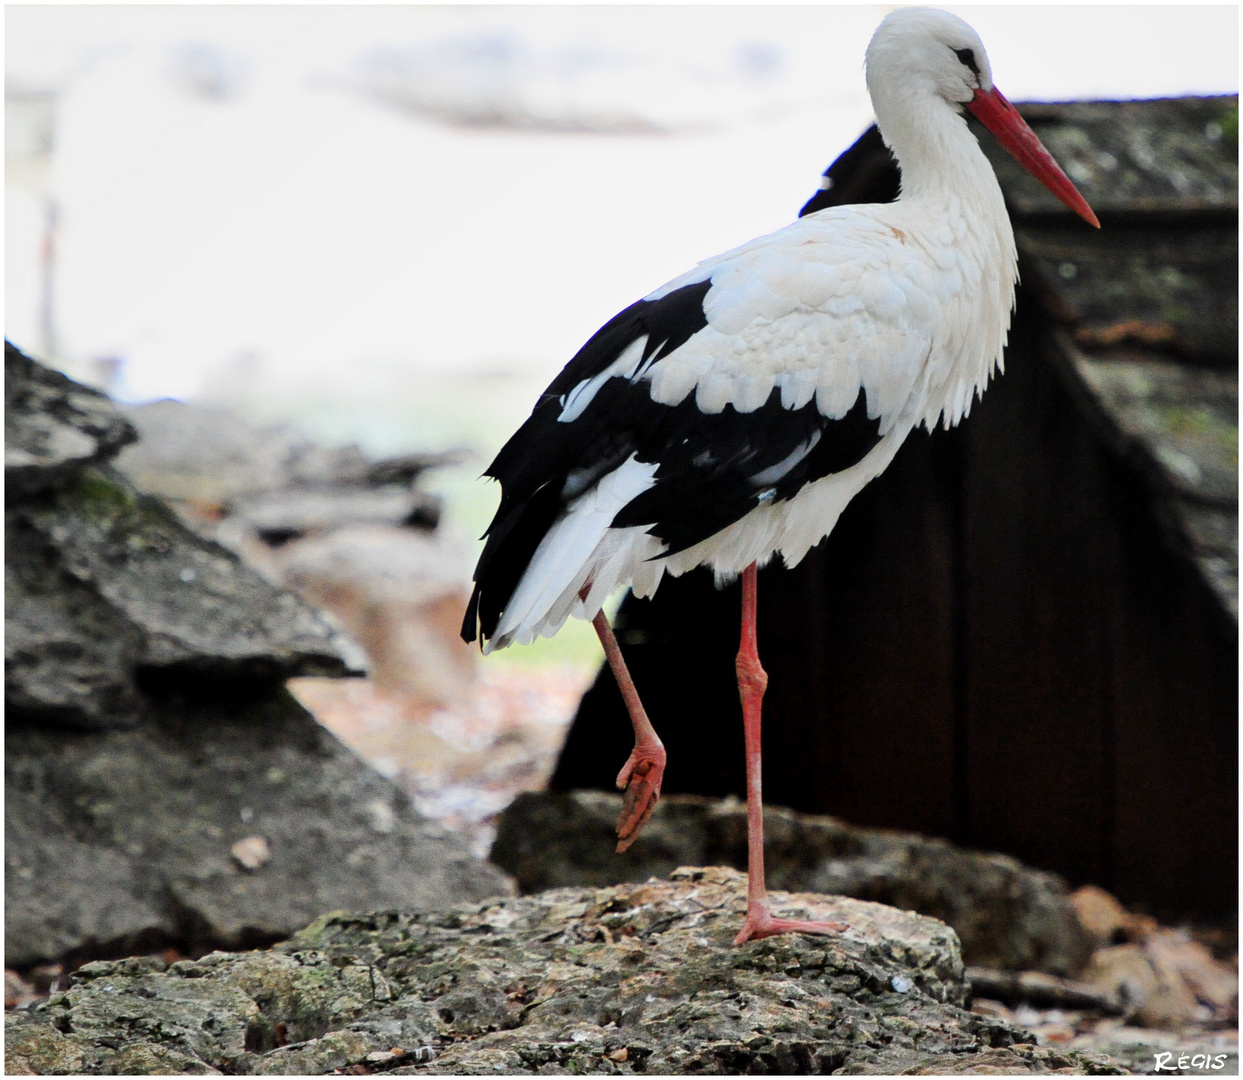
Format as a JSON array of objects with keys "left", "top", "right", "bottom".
[
  {"left": 112, "top": 400, "right": 463, "bottom": 708},
  {"left": 966, "top": 1001, "right": 1237, "bottom": 1076},
  {"left": 4, "top": 867, "right": 1127, "bottom": 1075},
  {"left": 113, "top": 397, "right": 452, "bottom": 512},
  {"left": 966, "top": 968, "right": 1122, "bottom": 1015},
  {"left": 230, "top": 836, "right": 273, "bottom": 872},
  {"left": 1071, "top": 885, "right": 1159, "bottom": 952},
  {"left": 1080, "top": 931, "right": 1238, "bottom": 1031}
]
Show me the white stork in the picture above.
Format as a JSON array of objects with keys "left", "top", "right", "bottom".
[{"left": 462, "top": 7, "right": 1098, "bottom": 944}]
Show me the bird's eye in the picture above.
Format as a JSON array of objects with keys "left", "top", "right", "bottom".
[{"left": 953, "top": 47, "right": 980, "bottom": 76}]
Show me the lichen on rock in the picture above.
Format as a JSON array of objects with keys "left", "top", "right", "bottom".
[{"left": 6, "top": 868, "right": 1126, "bottom": 1075}]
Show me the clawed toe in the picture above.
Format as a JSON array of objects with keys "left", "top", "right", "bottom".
[
  {"left": 614, "top": 749, "right": 665, "bottom": 853},
  {"left": 734, "top": 910, "right": 849, "bottom": 945}
]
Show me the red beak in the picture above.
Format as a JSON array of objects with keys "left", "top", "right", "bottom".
[{"left": 967, "top": 86, "right": 1100, "bottom": 228}]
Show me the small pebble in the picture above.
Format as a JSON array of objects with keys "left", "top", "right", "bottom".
[
  {"left": 891, "top": 975, "right": 913, "bottom": 994},
  {"left": 230, "top": 835, "right": 271, "bottom": 871}
]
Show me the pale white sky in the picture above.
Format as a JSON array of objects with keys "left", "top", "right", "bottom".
[{"left": 5, "top": 5, "right": 1239, "bottom": 416}]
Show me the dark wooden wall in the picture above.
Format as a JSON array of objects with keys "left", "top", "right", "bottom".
[{"left": 551, "top": 293, "right": 1238, "bottom": 922}]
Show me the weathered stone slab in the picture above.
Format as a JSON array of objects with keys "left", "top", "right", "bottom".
[
  {"left": 6, "top": 466, "right": 367, "bottom": 731},
  {"left": 4, "top": 341, "right": 137, "bottom": 497},
  {"left": 5, "top": 347, "right": 367, "bottom": 727},
  {"left": 491, "top": 791, "right": 1093, "bottom": 977},
  {"left": 5, "top": 690, "right": 513, "bottom": 969},
  {"left": 4, "top": 868, "right": 1125, "bottom": 1075}
]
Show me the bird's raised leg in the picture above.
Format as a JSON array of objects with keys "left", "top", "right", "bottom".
[
  {"left": 733, "top": 562, "right": 849, "bottom": 945},
  {"left": 590, "top": 609, "right": 666, "bottom": 853}
]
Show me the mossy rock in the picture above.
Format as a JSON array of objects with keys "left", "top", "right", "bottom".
[{"left": 7, "top": 869, "right": 1126, "bottom": 1075}]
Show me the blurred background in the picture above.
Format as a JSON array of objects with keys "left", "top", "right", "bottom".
[{"left": 6, "top": 4, "right": 1237, "bottom": 535}]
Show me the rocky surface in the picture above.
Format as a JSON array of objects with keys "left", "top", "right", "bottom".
[
  {"left": 4, "top": 867, "right": 1125, "bottom": 1075},
  {"left": 5, "top": 343, "right": 513, "bottom": 970},
  {"left": 6, "top": 350, "right": 367, "bottom": 729},
  {"left": 5, "top": 343, "right": 138, "bottom": 497},
  {"left": 6, "top": 688, "right": 513, "bottom": 970},
  {"left": 7, "top": 465, "right": 366, "bottom": 728},
  {"left": 491, "top": 791, "right": 1093, "bottom": 977}
]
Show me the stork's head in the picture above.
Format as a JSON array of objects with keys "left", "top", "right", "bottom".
[
  {"left": 867, "top": 7, "right": 993, "bottom": 108},
  {"left": 866, "top": 7, "right": 1099, "bottom": 228}
]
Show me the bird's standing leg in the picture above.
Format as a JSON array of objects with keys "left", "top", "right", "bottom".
[
  {"left": 589, "top": 607, "right": 666, "bottom": 853},
  {"left": 733, "top": 562, "right": 849, "bottom": 945}
]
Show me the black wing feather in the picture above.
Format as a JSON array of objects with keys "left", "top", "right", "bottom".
[
  {"left": 463, "top": 355, "right": 882, "bottom": 644},
  {"left": 611, "top": 385, "right": 880, "bottom": 555},
  {"left": 463, "top": 280, "right": 712, "bottom": 643}
]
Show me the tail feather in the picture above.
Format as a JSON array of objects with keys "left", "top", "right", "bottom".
[
  {"left": 461, "top": 480, "right": 563, "bottom": 645},
  {"left": 478, "top": 455, "right": 659, "bottom": 651}
]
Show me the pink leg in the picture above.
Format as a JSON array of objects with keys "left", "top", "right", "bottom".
[
  {"left": 591, "top": 610, "right": 666, "bottom": 853},
  {"left": 733, "top": 563, "right": 848, "bottom": 945}
]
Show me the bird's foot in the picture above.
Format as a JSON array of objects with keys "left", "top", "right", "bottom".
[
  {"left": 614, "top": 743, "right": 666, "bottom": 853},
  {"left": 733, "top": 904, "right": 849, "bottom": 945}
]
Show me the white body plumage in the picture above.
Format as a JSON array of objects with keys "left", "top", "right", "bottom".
[{"left": 468, "top": 8, "right": 1024, "bottom": 652}]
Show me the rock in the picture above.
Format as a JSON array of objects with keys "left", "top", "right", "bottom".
[
  {"left": 491, "top": 791, "right": 1094, "bottom": 977},
  {"left": 276, "top": 525, "right": 478, "bottom": 707},
  {"left": 6, "top": 498, "right": 149, "bottom": 727},
  {"left": 111, "top": 396, "right": 472, "bottom": 710},
  {"left": 1068, "top": 884, "right": 1237, "bottom": 1030},
  {"left": 5, "top": 346, "right": 512, "bottom": 970},
  {"left": 222, "top": 486, "right": 442, "bottom": 545},
  {"left": 1080, "top": 931, "right": 1239, "bottom": 1031},
  {"left": 965, "top": 967, "right": 1122, "bottom": 1014},
  {"left": 3, "top": 867, "right": 1126, "bottom": 1075},
  {"left": 5, "top": 345, "right": 366, "bottom": 728},
  {"left": 1081, "top": 944, "right": 1197, "bottom": 1029},
  {"left": 4, "top": 341, "right": 137, "bottom": 497},
  {"left": 6, "top": 687, "right": 513, "bottom": 970},
  {"left": 113, "top": 398, "right": 453, "bottom": 508},
  {"left": 1145, "top": 932, "right": 1238, "bottom": 1022},
  {"left": 7, "top": 466, "right": 365, "bottom": 719},
  {"left": 1071, "top": 885, "right": 1147, "bottom": 950}
]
